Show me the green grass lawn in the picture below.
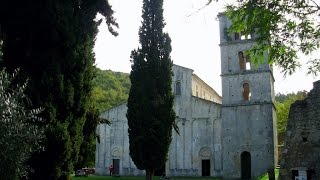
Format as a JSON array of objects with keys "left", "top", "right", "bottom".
[
  {"left": 73, "top": 176, "right": 159, "bottom": 180},
  {"left": 72, "top": 176, "right": 221, "bottom": 180},
  {"left": 258, "top": 168, "right": 279, "bottom": 180},
  {"left": 72, "top": 169, "right": 279, "bottom": 180}
]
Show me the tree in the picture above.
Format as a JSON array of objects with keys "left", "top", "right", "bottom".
[
  {"left": 92, "top": 68, "right": 130, "bottom": 112},
  {"left": 0, "top": 1, "right": 117, "bottom": 179},
  {"left": 126, "top": 0, "right": 175, "bottom": 179},
  {"left": 210, "top": 0, "right": 320, "bottom": 75},
  {"left": 275, "top": 91, "right": 308, "bottom": 145},
  {"left": 0, "top": 69, "right": 43, "bottom": 180},
  {"left": 74, "top": 107, "right": 100, "bottom": 171}
]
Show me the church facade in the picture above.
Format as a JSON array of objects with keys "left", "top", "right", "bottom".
[
  {"left": 95, "top": 14, "right": 277, "bottom": 179},
  {"left": 95, "top": 64, "right": 223, "bottom": 177}
]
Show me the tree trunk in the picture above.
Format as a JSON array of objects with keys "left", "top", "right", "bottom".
[{"left": 145, "top": 168, "right": 154, "bottom": 180}]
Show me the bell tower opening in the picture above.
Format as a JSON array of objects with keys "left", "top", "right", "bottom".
[
  {"left": 239, "top": 51, "right": 246, "bottom": 70},
  {"left": 245, "top": 56, "right": 251, "bottom": 70},
  {"left": 242, "top": 83, "right": 251, "bottom": 101},
  {"left": 239, "top": 51, "right": 251, "bottom": 70}
]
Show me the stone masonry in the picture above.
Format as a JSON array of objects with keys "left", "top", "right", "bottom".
[
  {"left": 95, "top": 64, "right": 223, "bottom": 177},
  {"left": 219, "top": 13, "right": 277, "bottom": 179},
  {"left": 279, "top": 80, "right": 320, "bottom": 180},
  {"left": 95, "top": 13, "right": 278, "bottom": 179}
]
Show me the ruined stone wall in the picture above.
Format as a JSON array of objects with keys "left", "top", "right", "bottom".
[{"left": 279, "top": 80, "right": 320, "bottom": 180}]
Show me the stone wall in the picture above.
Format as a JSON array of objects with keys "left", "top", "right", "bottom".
[
  {"left": 221, "top": 103, "right": 277, "bottom": 178},
  {"left": 95, "top": 95, "right": 222, "bottom": 177},
  {"left": 279, "top": 80, "right": 320, "bottom": 180},
  {"left": 168, "top": 97, "right": 222, "bottom": 177},
  {"left": 95, "top": 103, "right": 145, "bottom": 176},
  {"left": 191, "top": 74, "right": 222, "bottom": 103},
  {"left": 95, "top": 64, "right": 223, "bottom": 177}
]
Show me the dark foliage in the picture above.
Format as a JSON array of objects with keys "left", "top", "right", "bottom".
[
  {"left": 0, "top": 0, "right": 117, "bottom": 179},
  {"left": 74, "top": 107, "right": 100, "bottom": 171},
  {"left": 126, "top": 0, "right": 175, "bottom": 180}
]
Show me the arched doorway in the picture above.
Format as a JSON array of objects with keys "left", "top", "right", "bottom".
[
  {"left": 199, "top": 147, "right": 212, "bottom": 176},
  {"left": 202, "top": 159, "right": 210, "bottom": 176},
  {"left": 241, "top": 151, "right": 251, "bottom": 179},
  {"left": 112, "top": 159, "right": 120, "bottom": 176}
]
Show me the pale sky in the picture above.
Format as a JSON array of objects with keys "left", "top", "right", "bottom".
[{"left": 94, "top": 0, "right": 319, "bottom": 95}]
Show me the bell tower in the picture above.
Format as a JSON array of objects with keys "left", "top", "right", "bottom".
[{"left": 218, "top": 13, "right": 278, "bottom": 179}]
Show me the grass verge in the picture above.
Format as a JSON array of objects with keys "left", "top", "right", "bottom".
[
  {"left": 72, "top": 176, "right": 221, "bottom": 180},
  {"left": 72, "top": 169, "right": 278, "bottom": 180}
]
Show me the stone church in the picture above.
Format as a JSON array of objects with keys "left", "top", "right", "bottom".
[{"left": 95, "top": 13, "right": 278, "bottom": 179}]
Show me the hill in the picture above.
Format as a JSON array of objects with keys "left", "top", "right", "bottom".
[{"left": 92, "top": 68, "right": 130, "bottom": 113}]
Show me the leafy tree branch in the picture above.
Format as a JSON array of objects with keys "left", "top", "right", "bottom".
[{"left": 209, "top": 0, "right": 320, "bottom": 75}]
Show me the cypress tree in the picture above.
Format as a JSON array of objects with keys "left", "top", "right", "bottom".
[
  {"left": 127, "top": 0, "right": 175, "bottom": 180},
  {"left": 0, "top": 0, "right": 117, "bottom": 179}
]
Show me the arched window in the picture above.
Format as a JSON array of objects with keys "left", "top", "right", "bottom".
[
  {"left": 175, "top": 81, "right": 181, "bottom": 95},
  {"left": 235, "top": 32, "right": 240, "bottom": 40},
  {"left": 235, "top": 31, "right": 252, "bottom": 40},
  {"left": 238, "top": 51, "right": 246, "bottom": 70},
  {"left": 239, "top": 51, "right": 251, "bottom": 70},
  {"left": 242, "top": 83, "right": 251, "bottom": 101},
  {"left": 245, "top": 55, "right": 251, "bottom": 70}
]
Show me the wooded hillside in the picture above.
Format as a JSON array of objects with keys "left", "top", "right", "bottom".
[{"left": 92, "top": 68, "right": 130, "bottom": 113}]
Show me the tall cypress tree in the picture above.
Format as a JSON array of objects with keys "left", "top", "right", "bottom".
[{"left": 127, "top": 0, "right": 175, "bottom": 180}]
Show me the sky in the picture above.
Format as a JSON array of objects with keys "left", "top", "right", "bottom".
[{"left": 94, "top": 0, "right": 320, "bottom": 95}]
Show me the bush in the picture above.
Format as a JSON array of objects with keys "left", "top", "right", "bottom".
[{"left": 0, "top": 69, "right": 44, "bottom": 180}]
